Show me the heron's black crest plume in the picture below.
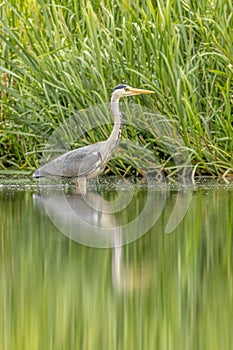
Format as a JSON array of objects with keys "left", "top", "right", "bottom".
[{"left": 112, "top": 84, "right": 127, "bottom": 92}]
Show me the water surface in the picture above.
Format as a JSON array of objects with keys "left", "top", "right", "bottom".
[{"left": 0, "top": 177, "right": 233, "bottom": 350}]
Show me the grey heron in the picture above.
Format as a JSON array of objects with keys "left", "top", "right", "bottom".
[{"left": 33, "top": 84, "right": 155, "bottom": 194}]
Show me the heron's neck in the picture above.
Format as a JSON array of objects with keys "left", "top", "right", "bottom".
[{"left": 107, "top": 95, "right": 122, "bottom": 150}]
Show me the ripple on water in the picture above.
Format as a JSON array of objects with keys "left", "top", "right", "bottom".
[{"left": 1, "top": 175, "right": 233, "bottom": 192}]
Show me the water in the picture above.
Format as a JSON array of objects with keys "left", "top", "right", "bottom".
[{"left": 1, "top": 177, "right": 233, "bottom": 350}]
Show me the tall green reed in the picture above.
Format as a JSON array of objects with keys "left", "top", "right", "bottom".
[{"left": 0, "top": 0, "right": 232, "bottom": 175}]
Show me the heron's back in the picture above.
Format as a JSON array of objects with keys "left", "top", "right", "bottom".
[{"left": 33, "top": 143, "right": 104, "bottom": 179}]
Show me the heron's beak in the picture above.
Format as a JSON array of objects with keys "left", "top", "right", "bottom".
[{"left": 128, "top": 87, "right": 155, "bottom": 95}]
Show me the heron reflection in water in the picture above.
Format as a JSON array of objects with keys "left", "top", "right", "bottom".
[
  {"left": 33, "top": 85, "right": 155, "bottom": 193},
  {"left": 33, "top": 189, "right": 153, "bottom": 291}
]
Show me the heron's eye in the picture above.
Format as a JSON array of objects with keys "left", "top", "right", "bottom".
[{"left": 124, "top": 87, "right": 129, "bottom": 91}]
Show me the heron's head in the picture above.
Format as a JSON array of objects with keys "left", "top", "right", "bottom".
[{"left": 112, "top": 84, "right": 155, "bottom": 99}]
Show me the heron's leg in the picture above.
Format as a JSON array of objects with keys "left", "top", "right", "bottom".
[{"left": 78, "top": 177, "right": 87, "bottom": 195}]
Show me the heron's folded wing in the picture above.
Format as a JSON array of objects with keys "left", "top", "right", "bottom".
[
  {"left": 61, "top": 149, "right": 102, "bottom": 177},
  {"left": 34, "top": 148, "right": 102, "bottom": 178}
]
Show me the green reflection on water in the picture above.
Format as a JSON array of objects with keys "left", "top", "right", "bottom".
[{"left": 0, "top": 179, "right": 233, "bottom": 350}]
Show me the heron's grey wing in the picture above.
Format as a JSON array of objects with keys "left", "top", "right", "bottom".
[
  {"left": 60, "top": 149, "right": 103, "bottom": 177},
  {"left": 34, "top": 147, "right": 102, "bottom": 178}
]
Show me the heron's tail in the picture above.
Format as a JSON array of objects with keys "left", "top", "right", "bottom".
[{"left": 33, "top": 169, "right": 44, "bottom": 178}]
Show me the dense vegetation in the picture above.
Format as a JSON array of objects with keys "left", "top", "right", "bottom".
[{"left": 0, "top": 0, "right": 232, "bottom": 177}]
